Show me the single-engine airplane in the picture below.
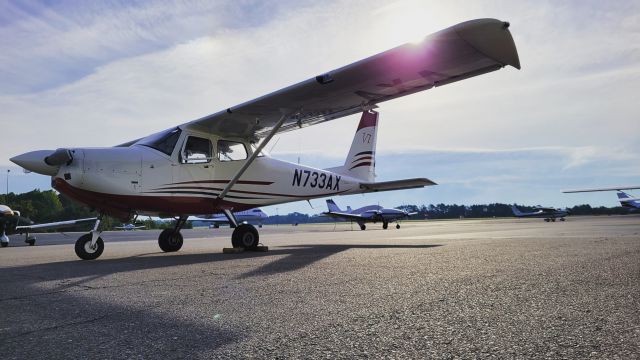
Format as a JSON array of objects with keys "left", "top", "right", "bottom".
[
  {"left": 0, "top": 204, "right": 96, "bottom": 247},
  {"left": 511, "top": 205, "right": 569, "bottom": 222},
  {"left": 189, "top": 208, "right": 268, "bottom": 228},
  {"left": 11, "top": 19, "right": 520, "bottom": 260},
  {"left": 323, "top": 199, "right": 415, "bottom": 230}
]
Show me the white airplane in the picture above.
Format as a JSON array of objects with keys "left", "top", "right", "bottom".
[
  {"left": 511, "top": 205, "right": 570, "bottom": 222},
  {"left": 10, "top": 19, "right": 520, "bottom": 260},
  {"left": 0, "top": 204, "right": 96, "bottom": 247},
  {"left": 563, "top": 186, "right": 640, "bottom": 211},
  {"left": 188, "top": 208, "right": 268, "bottom": 228},
  {"left": 323, "top": 199, "right": 416, "bottom": 230},
  {"left": 114, "top": 223, "right": 146, "bottom": 230}
]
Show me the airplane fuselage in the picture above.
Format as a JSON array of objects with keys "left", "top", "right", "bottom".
[{"left": 46, "top": 129, "right": 363, "bottom": 220}]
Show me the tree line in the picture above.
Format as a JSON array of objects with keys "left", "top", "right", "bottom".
[{"left": 0, "top": 190, "right": 632, "bottom": 228}]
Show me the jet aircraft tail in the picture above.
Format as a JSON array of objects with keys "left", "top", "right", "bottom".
[{"left": 325, "top": 110, "right": 378, "bottom": 182}]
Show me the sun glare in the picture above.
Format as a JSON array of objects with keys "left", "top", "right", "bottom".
[{"left": 372, "top": 0, "right": 434, "bottom": 46}]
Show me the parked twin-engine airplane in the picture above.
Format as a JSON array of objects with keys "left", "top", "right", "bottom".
[
  {"left": 563, "top": 186, "right": 640, "bottom": 211},
  {"left": 0, "top": 204, "right": 96, "bottom": 247},
  {"left": 188, "top": 208, "right": 269, "bottom": 228},
  {"left": 323, "top": 199, "right": 415, "bottom": 230},
  {"left": 511, "top": 205, "right": 569, "bottom": 222},
  {"left": 10, "top": 19, "right": 520, "bottom": 260}
]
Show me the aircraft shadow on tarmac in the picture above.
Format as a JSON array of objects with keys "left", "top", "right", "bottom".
[{"left": 0, "top": 244, "right": 440, "bottom": 357}]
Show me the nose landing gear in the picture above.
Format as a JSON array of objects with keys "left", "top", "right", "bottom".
[
  {"left": 158, "top": 216, "right": 187, "bottom": 252},
  {"left": 75, "top": 216, "right": 104, "bottom": 260}
]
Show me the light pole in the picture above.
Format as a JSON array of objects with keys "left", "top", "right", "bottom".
[
  {"left": 5, "top": 169, "right": 9, "bottom": 199},
  {"left": 276, "top": 208, "right": 279, "bottom": 227}
]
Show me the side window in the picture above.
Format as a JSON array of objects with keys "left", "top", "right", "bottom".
[
  {"left": 218, "top": 140, "right": 248, "bottom": 161},
  {"left": 181, "top": 136, "right": 212, "bottom": 164}
]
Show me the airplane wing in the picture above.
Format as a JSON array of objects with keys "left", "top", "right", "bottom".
[
  {"left": 180, "top": 19, "right": 519, "bottom": 139},
  {"left": 15, "top": 218, "right": 97, "bottom": 232},
  {"left": 187, "top": 216, "right": 228, "bottom": 223},
  {"left": 359, "top": 178, "right": 436, "bottom": 193},
  {"left": 563, "top": 186, "right": 640, "bottom": 193},
  {"left": 323, "top": 211, "right": 366, "bottom": 221}
]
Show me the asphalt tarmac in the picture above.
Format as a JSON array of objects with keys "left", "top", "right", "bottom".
[{"left": 1, "top": 216, "right": 638, "bottom": 359}]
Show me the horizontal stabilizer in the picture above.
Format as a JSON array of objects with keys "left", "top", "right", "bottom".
[{"left": 359, "top": 178, "right": 436, "bottom": 193}]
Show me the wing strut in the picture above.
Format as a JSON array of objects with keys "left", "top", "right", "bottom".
[{"left": 217, "top": 113, "right": 289, "bottom": 201}]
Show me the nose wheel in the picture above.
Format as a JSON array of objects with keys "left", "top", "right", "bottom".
[
  {"left": 75, "top": 233, "right": 104, "bottom": 260},
  {"left": 158, "top": 216, "right": 187, "bottom": 252},
  {"left": 74, "top": 216, "right": 104, "bottom": 260}
]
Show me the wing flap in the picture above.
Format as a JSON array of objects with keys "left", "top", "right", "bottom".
[
  {"left": 183, "top": 18, "right": 520, "bottom": 138},
  {"left": 359, "top": 178, "right": 437, "bottom": 193}
]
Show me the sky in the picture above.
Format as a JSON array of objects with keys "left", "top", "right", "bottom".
[{"left": 0, "top": 0, "right": 639, "bottom": 215}]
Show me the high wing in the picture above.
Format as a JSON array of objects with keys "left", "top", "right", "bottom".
[
  {"left": 181, "top": 18, "right": 519, "bottom": 139},
  {"left": 359, "top": 178, "right": 436, "bottom": 193},
  {"left": 15, "top": 218, "right": 97, "bottom": 232},
  {"left": 563, "top": 186, "right": 640, "bottom": 193}
]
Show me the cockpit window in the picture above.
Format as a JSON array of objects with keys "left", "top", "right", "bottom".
[
  {"left": 181, "top": 136, "right": 213, "bottom": 164},
  {"left": 218, "top": 140, "right": 247, "bottom": 161},
  {"left": 136, "top": 128, "right": 182, "bottom": 156}
]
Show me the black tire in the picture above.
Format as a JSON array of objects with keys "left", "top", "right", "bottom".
[
  {"left": 1, "top": 242, "right": 8, "bottom": 248},
  {"left": 158, "top": 229, "right": 183, "bottom": 252},
  {"left": 26, "top": 238, "right": 36, "bottom": 246},
  {"left": 382, "top": 222, "right": 388, "bottom": 230},
  {"left": 359, "top": 224, "right": 366, "bottom": 231},
  {"left": 75, "top": 234, "right": 104, "bottom": 260},
  {"left": 396, "top": 224, "right": 401, "bottom": 229},
  {"left": 231, "top": 224, "right": 259, "bottom": 249}
]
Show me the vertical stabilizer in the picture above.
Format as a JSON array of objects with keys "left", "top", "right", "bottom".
[
  {"left": 325, "top": 110, "right": 378, "bottom": 182},
  {"left": 326, "top": 199, "right": 342, "bottom": 212}
]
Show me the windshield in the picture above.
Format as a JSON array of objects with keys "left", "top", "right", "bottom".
[{"left": 136, "top": 128, "right": 182, "bottom": 156}]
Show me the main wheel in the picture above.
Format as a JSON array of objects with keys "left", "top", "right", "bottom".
[
  {"left": 396, "top": 224, "right": 401, "bottom": 229},
  {"left": 1, "top": 242, "right": 8, "bottom": 248},
  {"left": 26, "top": 237, "right": 36, "bottom": 246},
  {"left": 359, "top": 224, "right": 366, "bottom": 231},
  {"left": 544, "top": 218, "right": 550, "bottom": 222},
  {"left": 382, "top": 222, "right": 389, "bottom": 230},
  {"left": 158, "top": 229, "right": 183, "bottom": 252},
  {"left": 560, "top": 218, "right": 566, "bottom": 222},
  {"left": 75, "top": 234, "right": 104, "bottom": 260},
  {"left": 551, "top": 218, "right": 556, "bottom": 222},
  {"left": 231, "top": 224, "right": 259, "bottom": 249}
]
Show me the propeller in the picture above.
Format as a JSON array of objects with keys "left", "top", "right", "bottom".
[{"left": 10, "top": 148, "right": 71, "bottom": 176}]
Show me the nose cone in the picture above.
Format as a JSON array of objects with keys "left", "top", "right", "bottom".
[{"left": 10, "top": 150, "right": 59, "bottom": 176}]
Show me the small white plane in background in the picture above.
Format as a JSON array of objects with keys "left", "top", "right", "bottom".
[
  {"left": 114, "top": 223, "right": 146, "bottom": 231},
  {"left": 188, "top": 208, "right": 268, "bottom": 228},
  {"left": 323, "top": 199, "right": 416, "bottom": 230},
  {"left": 0, "top": 204, "right": 96, "bottom": 247},
  {"left": 11, "top": 19, "right": 520, "bottom": 260},
  {"left": 563, "top": 185, "right": 640, "bottom": 211},
  {"left": 511, "top": 205, "right": 570, "bottom": 222}
]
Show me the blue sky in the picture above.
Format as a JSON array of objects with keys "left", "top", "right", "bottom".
[{"left": 1, "top": 0, "right": 639, "bottom": 215}]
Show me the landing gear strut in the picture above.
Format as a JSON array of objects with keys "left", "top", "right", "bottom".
[
  {"left": 75, "top": 216, "right": 104, "bottom": 260},
  {"left": 158, "top": 216, "right": 187, "bottom": 252}
]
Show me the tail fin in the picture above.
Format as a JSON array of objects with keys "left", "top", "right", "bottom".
[
  {"left": 325, "top": 110, "right": 378, "bottom": 182},
  {"left": 346, "top": 206, "right": 353, "bottom": 213},
  {"left": 617, "top": 191, "right": 631, "bottom": 200},
  {"left": 511, "top": 205, "right": 524, "bottom": 216},
  {"left": 326, "top": 199, "right": 342, "bottom": 212}
]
